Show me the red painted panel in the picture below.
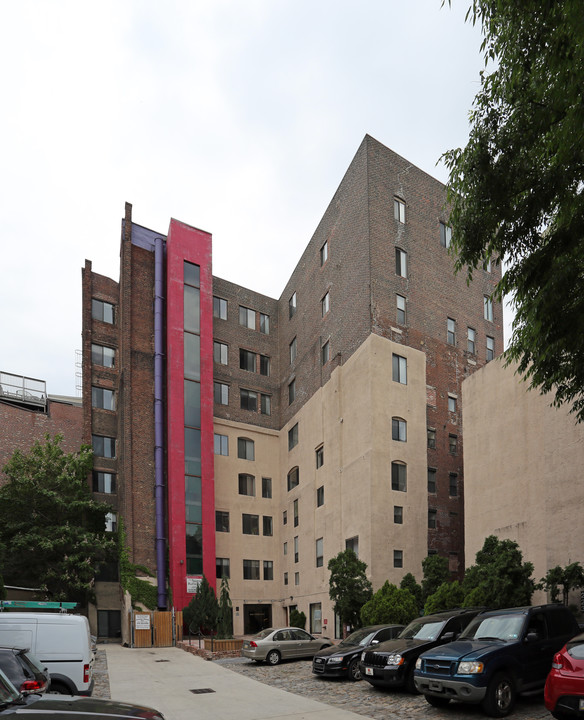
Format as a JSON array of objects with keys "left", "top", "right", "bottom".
[{"left": 166, "top": 219, "right": 215, "bottom": 613}]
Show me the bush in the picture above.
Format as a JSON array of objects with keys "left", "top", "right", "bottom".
[
  {"left": 290, "top": 609, "right": 306, "bottom": 629},
  {"left": 424, "top": 581, "right": 464, "bottom": 615},
  {"left": 360, "top": 581, "right": 418, "bottom": 626}
]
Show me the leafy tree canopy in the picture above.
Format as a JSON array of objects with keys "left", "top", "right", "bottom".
[
  {"left": 328, "top": 549, "right": 372, "bottom": 630},
  {"left": 539, "top": 562, "right": 584, "bottom": 606},
  {"left": 443, "top": 0, "right": 584, "bottom": 421},
  {"left": 422, "top": 555, "right": 450, "bottom": 602},
  {"left": 400, "top": 572, "right": 423, "bottom": 613},
  {"left": 462, "top": 535, "right": 535, "bottom": 608},
  {"left": 424, "top": 580, "right": 465, "bottom": 615},
  {"left": 360, "top": 581, "right": 418, "bottom": 626},
  {"left": 0, "top": 434, "right": 116, "bottom": 604}
]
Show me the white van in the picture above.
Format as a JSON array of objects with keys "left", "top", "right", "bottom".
[{"left": 0, "top": 613, "right": 94, "bottom": 695}]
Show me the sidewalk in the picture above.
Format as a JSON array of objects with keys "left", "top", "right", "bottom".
[{"left": 105, "top": 644, "right": 367, "bottom": 720}]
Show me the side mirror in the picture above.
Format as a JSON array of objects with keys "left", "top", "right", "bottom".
[
  {"left": 441, "top": 631, "right": 455, "bottom": 641},
  {"left": 371, "top": 639, "right": 380, "bottom": 645},
  {"left": 525, "top": 632, "right": 539, "bottom": 643}
]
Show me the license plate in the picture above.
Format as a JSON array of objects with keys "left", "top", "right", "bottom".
[
  {"left": 365, "top": 667, "right": 373, "bottom": 676},
  {"left": 579, "top": 698, "right": 584, "bottom": 711},
  {"left": 429, "top": 680, "right": 443, "bottom": 692}
]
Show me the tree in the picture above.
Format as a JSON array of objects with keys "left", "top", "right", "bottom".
[
  {"left": 424, "top": 580, "right": 465, "bottom": 615},
  {"left": 360, "top": 582, "right": 418, "bottom": 626},
  {"left": 0, "top": 434, "right": 116, "bottom": 604},
  {"left": 400, "top": 572, "right": 423, "bottom": 613},
  {"left": 540, "top": 563, "right": 584, "bottom": 606},
  {"left": 422, "top": 555, "right": 450, "bottom": 602},
  {"left": 183, "top": 575, "right": 218, "bottom": 635},
  {"left": 462, "top": 535, "right": 535, "bottom": 608},
  {"left": 290, "top": 608, "right": 306, "bottom": 630},
  {"left": 443, "top": 0, "right": 584, "bottom": 421},
  {"left": 216, "top": 576, "right": 233, "bottom": 639},
  {"left": 328, "top": 549, "right": 372, "bottom": 631}
]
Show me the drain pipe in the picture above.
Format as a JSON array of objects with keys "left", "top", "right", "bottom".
[{"left": 154, "top": 237, "right": 167, "bottom": 608}]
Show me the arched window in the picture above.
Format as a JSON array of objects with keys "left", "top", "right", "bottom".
[
  {"left": 392, "top": 417, "right": 407, "bottom": 442},
  {"left": 391, "top": 462, "right": 407, "bottom": 492},
  {"left": 237, "top": 437, "right": 255, "bottom": 460},
  {"left": 287, "top": 467, "right": 299, "bottom": 491}
]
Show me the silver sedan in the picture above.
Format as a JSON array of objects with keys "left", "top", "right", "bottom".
[{"left": 242, "top": 627, "right": 332, "bottom": 665}]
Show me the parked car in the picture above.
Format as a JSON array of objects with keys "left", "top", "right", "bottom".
[
  {"left": 544, "top": 631, "right": 584, "bottom": 719},
  {"left": 414, "top": 604, "right": 580, "bottom": 718},
  {"left": 241, "top": 627, "right": 332, "bottom": 665},
  {"left": 0, "top": 667, "right": 165, "bottom": 720},
  {"left": 312, "top": 624, "right": 404, "bottom": 681},
  {"left": 0, "top": 648, "right": 49, "bottom": 695},
  {"left": 360, "top": 608, "right": 483, "bottom": 693}
]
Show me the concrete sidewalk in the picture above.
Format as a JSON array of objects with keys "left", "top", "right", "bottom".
[{"left": 105, "top": 644, "right": 367, "bottom": 720}]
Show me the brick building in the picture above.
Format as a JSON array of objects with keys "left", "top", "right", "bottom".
[{"left": 82, "top": 135, "right": 503, "bottom": 637}]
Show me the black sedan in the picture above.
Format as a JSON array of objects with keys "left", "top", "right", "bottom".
[
  {"left": 0, "top": 648, "right": 49, "bottom": 695},
  {"left": 312, "top": 625, "right": 404, "bottom": 681}
]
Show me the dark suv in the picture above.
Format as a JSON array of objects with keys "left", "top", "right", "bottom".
[
  {"left": 414, "top": 604, "right": 580, "bottom": 717},
  {"left": 360, "top": 608, "right": 483, "bottom": 693}
]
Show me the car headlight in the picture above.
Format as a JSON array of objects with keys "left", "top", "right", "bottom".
[
  {"left": 415, "top": 658, "right": 422, "bottom": 670},
  {"left": 361, "top": 651, "right": 366, "bottom": 661},
  {"left": 458, "top": 661, "right": 484, "bottom": 674},
  {"left": 386, "top": 654, "right": 403, "bottom": 666},
  {"left": 327, "top": 656, "right": 343, "bottom": 664}
]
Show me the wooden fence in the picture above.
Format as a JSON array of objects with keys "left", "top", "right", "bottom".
[{"left": 129, "top": 610, "right": 183, "bottom": 648}]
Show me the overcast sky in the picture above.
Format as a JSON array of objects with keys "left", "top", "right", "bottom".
[{"left": 1, "top": 0, "right": 504, "bottom": 397}]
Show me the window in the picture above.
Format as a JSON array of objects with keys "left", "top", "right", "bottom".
[
  {"left": 293, "top": 499, "right": 299, "bottom": 527},
  {"left": 242, "top": 514, "right": 259, "bottom": 535},
  {"left": 486, "top": 336, "right": 495, "bottom": 362},
  {"left": 294, "top": 572, "right": 300, "bottom": 586},
  {"left": 214, "top": 382, "right": 229, "bottom": 405},
  {"left": 316, "top": 445, "right": 324, "bottom": 468},
  {"left": 239, "top": 306, "right": 256, "bottom": 329},
  {"left": 263, "top": 516, "right": 273, "bottom": 536},
  {"left": 393, "top": 550, "right": 403, "bottom": 568},
  {"left": 447, "top": 318, "right": 456, "bottom": 345},
  {"left": 294, "top": 536, "right": 299, "bottom": 563},
  {"left": 262, "top": 477, "right": 272, "bottom": 498},
  {"left": 483, "top": 257, "right": 492, "bottom": 272},
  {"left": 215, "top": 511, "right": 230, "bottom": 532},
  {"left": 237, "top": 437, "right": 255, "bottom": 460},
  {"left": 260, "top": 313, "right": 270, "bottom": 334},
  {"left": 260, "top": 394, "right": 271, "bottom": 416},
  {"left": 392, "top": 354, "right": 407, "bottom": 384},
  {"left": 216, "top": 558, "right": 230, "bottom": 579},
  {"left": 467, "top": 327, "right": 476, "bottom": 354},
  {"left": 96, "top": 563, "right": 119, "bottom": 583},
  {"left": 316, "top": 538, "right": 324, "bottom": 567},
  {"left": 92, "top": 386, "right": 115, "bottom": 411},
  {"left": 394, "top": 506, "right": 403, "bottom": 524},
  {"left": 449, "top": 473, "right": 458, "bottom": 497},
  {"left": 213, "top": 296, "right": 228, "bottom": 319},
  {"left": 316, "top": 485, "right": 324, "bottom": 507},
  {"left": 214, "top": 341, "right": 228, "bottom": 365},
  {"left": 260, "top": 355, "right": 270, "bottom": 376},
  {"left": 93, "top": 472, "right": 115, "bottom": 493},
  {"left": 289, "top": 292, "right": 297, "bottom": 319},
  {"left": 92, "top": 435, "right": 115, "bottom": 458},
  {"left": 428, "top": 508, "right": 437, "bottom": 529},
  {"left": 345, "top": 536, "right": 359, "bottom": 557},
  {"left": 238, "top": 473, "right": 255, "bottom": 496},
  {"left": 263, "top": 561, "right": 274, "bottom": 581},
  {"left": 321, "top": 340, "right": 330, "bottom": 365},
  {"left": 427, "top": 428, "right": 436, "bottom": 449},
  {"left": 320, "top": 240, "right": 328, "bottom": 266},
  {"left": 484, "top": 295, "right": 493, "bottom": 321},
  {"left": 105, "top": 512, "right": 117, "bottom": 533},
  {"left": 283, "top": 510, "right": 287, "bottom": 525},
  {"left": 440, "top": 222, "right": 452, "bottom": 248},
  {"left": 91, "top": 344, "right": 115, "bottom": 368},
  {"left": 239, "top": 349, "right": 256, "bottom": 372},
  {"left": 214, "top": 433, "right": 228, "bottom": 456},
  {"left": 396, "top": 294, "right": 406, "bottom": 324},
  {"left": 394, "top": 198, "right": 405, "bottom": 223},
  {"left": 448, "top": 395, "right": 457, "bottom": 413},
  {"left": 288, "top": 379, "right": 296, "bottom": 405},
  {"left": 321, "top": 291, "right": 330, "bottom": 317},
  {"left": 392, "top": 417, "right": 407, "bottom": 442},
  {"left": 287, "top": 467, "right": 299, "bottom": 491},
  {"left": 284, "top": 572, "right": 288, "bottom": 585},
  {"left": 243, "top": 560, "right": 260, "bottom": 580},
  {"left": 288, "top": 423, "right": 298, "bottom": 450},
  {"left": 428, "top": 468, "right": 437, "bottom": 494},
  {"left": 240, "top": 388, "right": 257, "bottom": 411},
  {"left": 395, "top": 248, "right": 407, "bottom": 277},
  {"left": 283, "top": 542, "right": 287, "bottom": 556},
  {"left": 92, "top": 299, "right": 115, "bottom": 324},
  {"left": 289, "top": 337, "right": 297, "bottom": 364},
  {"left": 391, "top": 461, "right": 407, "bottom": 492},
  {"left": 449, "top": 434, "right": 458, "bottom": 454}
]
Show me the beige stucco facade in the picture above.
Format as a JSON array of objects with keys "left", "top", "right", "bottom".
[
  {"left": 462, "top": 359, "right": 584, "bottom": 605},
  {"left": 215, "top": 333, "right": 429, "bottom": 636}
]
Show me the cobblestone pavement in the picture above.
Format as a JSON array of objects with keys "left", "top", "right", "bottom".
[
  {"left": 217, "top": 658, "right": 551, "bottom": 720},
  {"left": 92, "top": 648, "right": 111, "bottom": 699}
]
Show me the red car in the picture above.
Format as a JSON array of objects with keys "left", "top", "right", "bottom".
[{"left": 545, "top": 631, "right": 584, "bottom": 719}]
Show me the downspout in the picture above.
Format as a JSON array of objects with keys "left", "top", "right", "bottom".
[{"left": 154, "top": 237, "right": 167, "bottom": 608}]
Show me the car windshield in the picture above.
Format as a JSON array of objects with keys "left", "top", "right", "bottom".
[
  {"left": 399, "top": 620, "right": 445, "bottom": 641},
  {"left": 254, "top": 628, "right": 274, "bottom": 640},
  {"left": 567, "top": 639, "right": 584, "bottom": 659},
  {"left": 460, "top": 614, "right": 524, "bottom": 642},
  {"left": 0, "top": 669, "right": 21, "bottom": 705},
  {"left": 340, "top": 629, "right": 375, "bottom": 647}
]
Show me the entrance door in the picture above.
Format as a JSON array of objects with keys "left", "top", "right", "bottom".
[{"left": 244, "top": 604, "right": 272, "bottom": 634}]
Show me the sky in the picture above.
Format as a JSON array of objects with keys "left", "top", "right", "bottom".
[{"left": 0, "top": 0, "right": 506, "bottom": 397}]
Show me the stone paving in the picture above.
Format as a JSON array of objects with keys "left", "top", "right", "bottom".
[{"left": 92, "top": 648, "right": 111, "bottom": 699}]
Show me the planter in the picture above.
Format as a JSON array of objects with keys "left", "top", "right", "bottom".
[{"left": 203, "top": 638, "right": 243, "bottom": 652}]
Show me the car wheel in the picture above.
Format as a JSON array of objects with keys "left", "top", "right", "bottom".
[
  {"left": 482, "top": 672, "right": 516, "bottom": 718},
  {"left": 47, "top": 682, "right": 71, "bottom": 695},
  {"left": 348, "top": 657, "right": 362, "bottom": 681},
  {"left": 266, "top": 650, "right": 281, "bottom": 666},
  {"left": 425, "top": 694, "right": 451, "bottom": 708}
]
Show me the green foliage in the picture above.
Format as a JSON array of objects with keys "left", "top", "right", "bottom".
[
  {"left": 360, "top": 581, "right": 418, "bottom": 626},
  {"left": 400, "top": 573, "right": 423, "bottom": 613},
  {"left": 216, "top": 576, "right": 233, "bottom": 639},
  {"left": 290, "top": 609, "right": 306, "bottom": 630},
  {"left": 183, "top": 576, "right": 218, "bottom": 635},
  {"left": 118, "top": 517, "right": 157, "bottom": 610},
  {"left": 0, "top": 434, "right": 116, "bottom": 604},
  {"left": 424, "top": 581, "right": 465, "bottom": 615},
  {"left": 539, "top": 563, "right": 584, "bottom": 606},
  {"left": 462, "top": 535, "right": 535, "bottom": 608},
  {"left": 328, "top": 549, "right": 372, "bottom": 630},
  {"left": 443, "top": 0, "right": 584, "bottom": 422},
  {"left": 422, "top": 555, "right": 450, "bottom": 602}
]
